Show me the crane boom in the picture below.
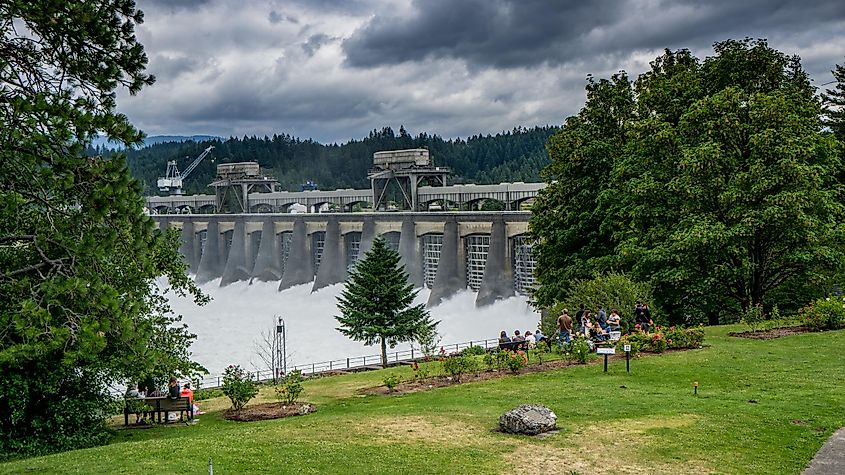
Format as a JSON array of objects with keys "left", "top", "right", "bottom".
[
  {"left": 156, "top": 145, "right": 215, "bottom": 195},
  {"left": 181, "top": 145, "right": 214, "bottom": 180}
]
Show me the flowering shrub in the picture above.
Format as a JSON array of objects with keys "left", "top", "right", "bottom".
[
  {"left": 616, "top": 326, "right": 704, "bottom": 353},
  {"left": 651, "top": 332, "right": 667, "bottom": 353},
  {"left": 568, "top": 337, "right": 591, "bottom": 364},
  {"left": 411, "top": 361, "right": 430, "bottom": 379},
  {"left": 274, "top": 369, "right": 304, "bottom": 405},
  {"left": 802, "top": 297, "right": 845, "bottom": 331},
  {"left": 505, "top": 350, "right": 528, "bottom": 373},
  {"left": 222, "top": 365, "right": 258, "bottom": 411}
]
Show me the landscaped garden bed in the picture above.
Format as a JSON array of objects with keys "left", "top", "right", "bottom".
[{"left": 224, "top": 402, "right": 316, "bottom": 422}]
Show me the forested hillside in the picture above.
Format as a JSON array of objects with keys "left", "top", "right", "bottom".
[{"left": 116, "top": 126, "right": 556, "bottom": 195}]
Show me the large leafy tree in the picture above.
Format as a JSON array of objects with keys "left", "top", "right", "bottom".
[
  {"left": 0, "top": 1, "right": 205, "bottom": 455},
  {"left": 336, "top": 238, "right": 437, "bottom": 367},
  {"left": 531, "top": 39, "right": 845, "bottom": 322},
  {"left": 529, "top": 72, "right": 634, "bottom": 306}
]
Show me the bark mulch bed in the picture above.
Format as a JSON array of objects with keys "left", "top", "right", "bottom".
[
  {"left": 223, "top": 401, "right": 316, "bottom": 422},
  {"left": 729, "top": 326, "right": 811, "bottom": 340},
  {"left": 359, "top": 352, "right": 653, "bottom": 396}
]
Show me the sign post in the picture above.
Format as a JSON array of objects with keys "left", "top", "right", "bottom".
[
  {"left": 597, "top": 347, "right": 615, "bottom": 372},
  {"left": 624, "top": 344, "right": 631, "bottom": 373}
]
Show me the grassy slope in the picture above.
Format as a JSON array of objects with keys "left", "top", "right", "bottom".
[{"left": 3, "top": 326, "right": 843, "bottom": 474}]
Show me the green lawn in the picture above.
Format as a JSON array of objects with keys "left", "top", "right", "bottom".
[{"left": 3, "top": 326, "right": 843, "bottom": 474}]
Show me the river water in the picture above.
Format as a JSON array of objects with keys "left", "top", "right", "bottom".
[{"left": 164, "top": 279, "right": 540, "bottom": 380}]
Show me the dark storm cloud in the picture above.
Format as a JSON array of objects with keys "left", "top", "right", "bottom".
[
  {"left": 343, "top": 0, "right": 845, "bottom": 70},
  {"left": 119, "top": 0, "right": 845, "bottom": 142}
]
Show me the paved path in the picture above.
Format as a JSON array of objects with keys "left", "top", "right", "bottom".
[{"left": 803, "top": 428, "right": 845, "bottom": 475}]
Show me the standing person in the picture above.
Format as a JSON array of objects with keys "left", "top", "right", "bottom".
[
  {"left": 557, "top": 309, "right": 573, "bottom": 349},
  {"left": 581, "top": 309, "right": 592, "bottom": 336},
  {"left": 575, "top": 303, "right": 585, "bottom": 325},
  {"left": 607, "top": 309, "right": 622, "bottom": 332},
  {"left": 634, "top": 301, "right": 645, "bottom": 331},
  {"left": 597, "top": 305, "right": 608, "bottom": 330}
]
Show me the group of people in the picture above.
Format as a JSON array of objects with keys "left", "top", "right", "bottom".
[
  {"left": 125, "top": 377, "right": 199, "bottom": 423},
  {"left": 555, "top": 301, "right": 654, "bottom": 348},
  {"left": 498, "top": 328, "right": 547, "bottom": 349}
]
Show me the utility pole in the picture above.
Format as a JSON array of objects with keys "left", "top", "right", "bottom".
[{"left": 276, "top": 316, "right": 287, "bottom": 377}]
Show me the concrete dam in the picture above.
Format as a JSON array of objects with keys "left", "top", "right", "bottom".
[{"left": 153, "top": 212, "right": 536, "bottom": 308}]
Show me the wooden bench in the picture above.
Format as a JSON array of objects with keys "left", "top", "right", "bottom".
[
  {"left": 498, "top": 340, "right": 528, "bottom": 351},
  {"left": 124, "top": 396, "right": 193, "bottom": 425}
]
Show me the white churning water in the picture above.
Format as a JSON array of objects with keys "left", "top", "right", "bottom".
[{"left": 163, "top": 279, "right": 541, "bottom": 377}]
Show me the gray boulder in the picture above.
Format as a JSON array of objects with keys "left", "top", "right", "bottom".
[{"left": 498, "top": 404, "right": 557, "bottom": 435}]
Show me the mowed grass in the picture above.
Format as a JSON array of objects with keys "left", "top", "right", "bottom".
[{"left": 3, "top": 326, "right": 843, "bottom": 474}]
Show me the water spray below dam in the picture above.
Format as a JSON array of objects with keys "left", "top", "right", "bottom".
[{"left": 164, "top": 279, "right": 540, "bottom": 378}]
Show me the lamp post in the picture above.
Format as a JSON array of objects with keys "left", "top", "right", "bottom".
[{"left": 276, "top": 316, "right": 287, "bottom": 377}]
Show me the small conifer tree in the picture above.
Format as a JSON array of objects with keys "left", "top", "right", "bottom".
[{"left": 336, "top": 237, "right": 438, "bottom": 367}]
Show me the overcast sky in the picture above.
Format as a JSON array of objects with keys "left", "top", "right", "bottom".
[{"left": 122, "top": 0, "right": 845, "bottom": 143}]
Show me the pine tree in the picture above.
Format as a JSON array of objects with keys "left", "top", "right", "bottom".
[
  {"left": 823, "top": 59, "right": 845, "bottom": 142},
  {"left": 335, "top": 237, "right": 437, "bottom": 367}
]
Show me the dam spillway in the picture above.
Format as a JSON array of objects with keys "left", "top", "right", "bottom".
[{"left": 153, "top": 211, "right": 536, "bottom": 307}]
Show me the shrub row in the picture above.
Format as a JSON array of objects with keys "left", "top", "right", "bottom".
[{"left": 615, "top": 326, "right": 705, "bottom": 355}]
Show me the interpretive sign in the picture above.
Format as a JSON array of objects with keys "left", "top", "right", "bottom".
[{"left": 597, "top": 347, "right": 615, "bottom": 355}]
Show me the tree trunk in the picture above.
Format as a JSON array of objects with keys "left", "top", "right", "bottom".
[{"left": 380, "top": 335, "right": 387, "bottom": 368}]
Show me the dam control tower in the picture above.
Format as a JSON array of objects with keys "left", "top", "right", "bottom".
[{"left": 368, "top": 149, "right": 449, "bottom": 211}]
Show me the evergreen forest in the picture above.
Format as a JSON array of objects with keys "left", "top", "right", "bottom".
[{"left": 107, "top": 126, "right": 557, "bottom": 195}]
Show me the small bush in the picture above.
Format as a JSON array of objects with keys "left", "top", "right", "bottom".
[
  {"left": 568, "top": 337, "right": 591, "bottom": 364},
  {"left": 382, "top": 374, "right": 401, "bottom": 393},
  {"left": 410, "top": 361, "right": 430, "bottom": 379},
  {"left": 482, "top": 352, "right": 496, "bottom": 371},
  {"left": 504, "top": 350, "right": 528, "bottom": 373},
  {"left": 651, "top": 332, "right": 667, "bottom": 353},
  {"left": 442, "top": 354, "right": 478, "bottom": 381},
  {"left": 222, "top": 365, "right": 258, "bottom": 411},
  {"left": 741, "top": 304, "right": 766, "bottom": 332},
  {"left": 802, "top": 297, "right": 845, "bottom": 331},
  {"left": 529, "top": 340, "right": 550, "bottom": 364},
  {"left": 275, "top": 370, "right": 304, "bottom": 405}
]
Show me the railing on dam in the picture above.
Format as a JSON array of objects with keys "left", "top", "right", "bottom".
[{"left": 197, "top": 337, "right": 503, "bottom": 389}]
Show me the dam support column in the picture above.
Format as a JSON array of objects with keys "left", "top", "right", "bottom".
[
  {"left": 279, "top": 218, "right": 314, "bottom": 290},
  {"left": 196, "top": 220, "right": 223, "bottom": 284},
  {"left": 179, "top": 221, "right": 196, "bottom": 273},
  {"left": 251, "top": 218, "right": 282, "bottom": 282},
  {"left": 220, "top": 219, "right": 251, "bottom": 286},
  {"left": 399, "top": 218, "right": 422, "bottom": 287},
  {"left": 476, "top": 219, "right": 515, "bottom": 306},
  {"left": 427, "top": 219, "right": 464, "bottom": 307},
  {"left": 358, "top": 217, "right": 376, "bottom": 257},
  {"left": 313, "top": 218, "right": 347, "bottom": 291}
]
